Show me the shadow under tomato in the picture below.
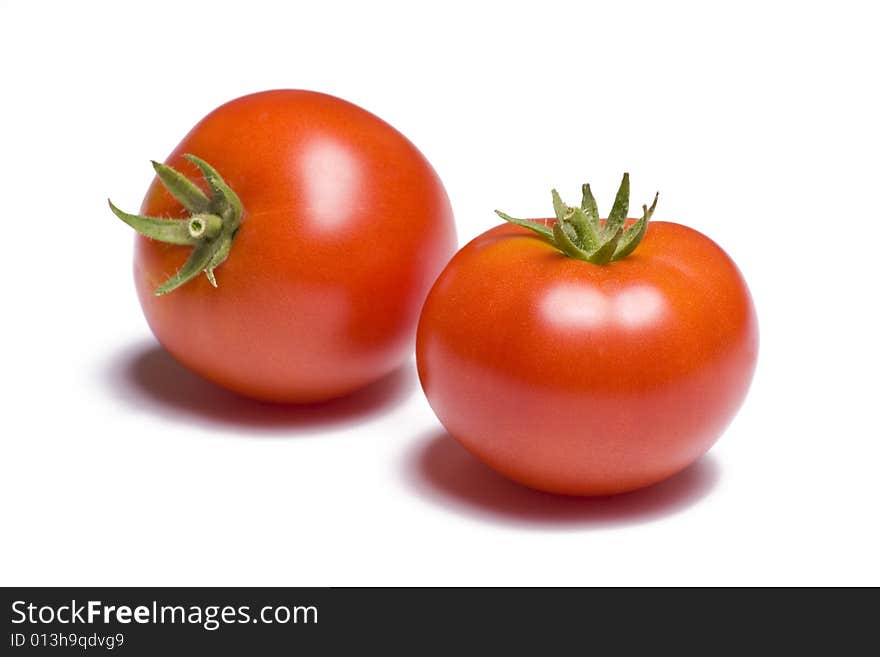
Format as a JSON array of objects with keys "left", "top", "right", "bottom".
[
  {"left": 405, "top": 430, "right": 721, "bottom": 528},
  {"left": 103, "top": 340, "right": 416, "bottom": 434}
]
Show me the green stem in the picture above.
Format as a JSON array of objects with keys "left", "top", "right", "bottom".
[{"left": 188, "top": 214, "right": 223, "bottom": 240}]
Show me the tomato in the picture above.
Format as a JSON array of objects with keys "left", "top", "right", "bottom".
[
  {"left": 416, "top": 176, "right": 757, "bottom": 495},
  {"left": 112, "top": 90, "right": 456, "bottom": 402}
]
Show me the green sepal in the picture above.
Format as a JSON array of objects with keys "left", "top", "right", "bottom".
[
  {"left": 551, "top": 189, "right": 568, "bottom": 222},
  {"left": 205, "top": 233, "right": 234, "bottom": 286},
  {"left": 552, "top": 221, "right": 591, "bottom": 260},
  {"left": 588, "top": 224, "right": 625, "bottom": 264},
  {"left": 151, "top": 160, "right": 210, "bottom": 214},
  {"left": 603, "top": 173, "right": 630, "bottom": 238},
  {"left": 493, "top": 210, "right": 554, "bottom": 239},
  {"left": 568, "top": 207, "right": 601, "bottom": 252},
  {"left": 613, "top": 192, "right": 658, "bottom": 260},
  {"left": 154, "top": 240, "right": 219, "bottom": 296},
  {"left": 581, "top": 183, "right": 600, "bottom": 227},
  {"left": 184, "top": 154, "right": 242, "bottom": 222},
  {"left": 108, "top": 200, "right": 197, "bottom": 245}
]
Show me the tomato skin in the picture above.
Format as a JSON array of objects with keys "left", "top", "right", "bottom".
[
  {"left": 136, "top": 90, "right": 456, "bottom": 402},
  {"left": 416, "top": 220, "right": 757, "bottom": 495}
]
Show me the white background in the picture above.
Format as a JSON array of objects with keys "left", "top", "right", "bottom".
[{"left": 1, "top": 0, "right": 878, "bottom": 586}]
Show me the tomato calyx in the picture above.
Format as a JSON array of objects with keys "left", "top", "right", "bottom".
[
  {"left": 495, "top": 173, "right": 659, "bottom": 264},
  {"left": 108, "top": 154, "right": 243, "bottom": 295}
]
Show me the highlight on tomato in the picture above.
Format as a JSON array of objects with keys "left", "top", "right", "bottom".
[
  {"left": 416, "top": 174, "right": 758, "bottom": 495},
  {"left": 109, "top": 90, "right": 456, "bottom": 403}
]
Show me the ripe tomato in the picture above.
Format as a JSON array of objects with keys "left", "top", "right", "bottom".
[
  {"left": 416, "top": 177, "right": 757, "bottom": 495},
  {"left": 114, "top": 90, "right": 456, "bottom": 402}
]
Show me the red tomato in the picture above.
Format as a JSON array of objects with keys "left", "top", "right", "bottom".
[
  {"left": 124, "top": 90, "right": 456, "bottom": 402},
  {"left": 416, "top": 184, "right": 757, "bottom": 495}
]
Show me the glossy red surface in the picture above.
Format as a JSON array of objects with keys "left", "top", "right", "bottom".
[
  {"left": 416, "top": 220, "right": 758, "bottom": 495},
  {"left": 136, "top": 90, "right": 456, "bottom": 402}
]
